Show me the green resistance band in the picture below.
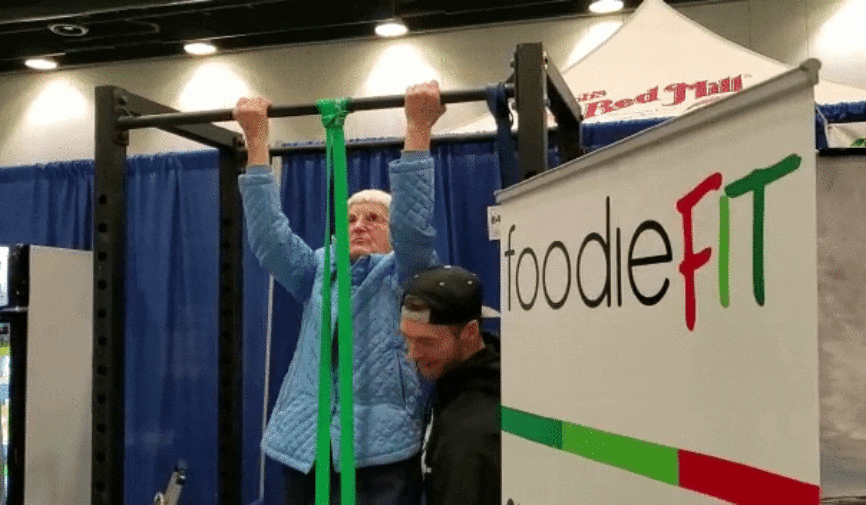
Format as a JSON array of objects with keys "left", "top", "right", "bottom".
[{"left": 315, "top": 98, "right": 356, "bottom": 505}]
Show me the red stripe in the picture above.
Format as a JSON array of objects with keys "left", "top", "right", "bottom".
[{"left": 678, "top": 450, "right": 820, "bottom": 504}]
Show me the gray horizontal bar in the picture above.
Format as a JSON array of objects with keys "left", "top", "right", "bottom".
[{"left": 117, "top": 84, "right": 514, "bottom": 130}]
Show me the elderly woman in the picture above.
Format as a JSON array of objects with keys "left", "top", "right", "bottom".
[{"left": 233, "top": 82, "right": 444, "bottom": 505}]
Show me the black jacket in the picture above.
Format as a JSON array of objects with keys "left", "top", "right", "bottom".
[{"left": 423, "top": 331, "right": 501, "bottom": 505}]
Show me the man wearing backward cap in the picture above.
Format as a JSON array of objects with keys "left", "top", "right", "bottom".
[{"left": 399, "top": 265, "right": 501, "bottom": 505}]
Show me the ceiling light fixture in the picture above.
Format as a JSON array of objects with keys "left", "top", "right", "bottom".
[
  {"left": 25, "top": 58, "right": 59, "bottom": 71},
  {"left": 375, "top": 19, "right": 408, "bottom": 38},
  {"left": 49, "top": 23, "right": 89, "bottom": 37},
  {"left": 184, "top": 41, "right": 217, "bottom": 56},
  {"left": 589, "top": 0, "right": 624, "bottom": 14}
]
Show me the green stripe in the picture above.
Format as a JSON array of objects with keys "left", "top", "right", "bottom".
[
  {"left": 315, "top": 165, "right": 333, "bottom": 503},
  {"left": 316, "top": 98, "right": 356, "bottom": 505},
  {"left": 561, "top": 421, "right": 678, "bottom": 485},
  {"left": 719, "top": 195, "right": 730, "bottom": 308},
  {"left": 502, "top": 406, "right": 562, "bottom": 449},
  {"left": 330, "top": 98, "right": 357, "bottom": 505},
  {"left": 502, "top": 406, "right": 678, "bottom": 486},
  {"left": 315, "top": 100, "right": 336, "bottom": 505}
]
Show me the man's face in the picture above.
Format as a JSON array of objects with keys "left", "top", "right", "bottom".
[
  {"left": 348, "top": 202, "right": 391, "bottom": 261},
  {"left": 399, "top": 317, "right": 463, "bottom": 381}
]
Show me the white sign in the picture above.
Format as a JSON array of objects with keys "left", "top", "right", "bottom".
[
  {"left": 498, "top": 65, "right": 821, "bottom": 504},
  {"left": 488, "top": 205, "right": 502, "bottom": 241},
  {"left": 825, "top": 122, "right": 866, "bottom": 148}
]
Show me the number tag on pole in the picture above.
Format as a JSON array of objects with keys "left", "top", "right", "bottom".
[{"left": 487, "top": 205, "right": 502, "bottom": 241}]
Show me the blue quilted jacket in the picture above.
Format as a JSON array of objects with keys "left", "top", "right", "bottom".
[{"left": 238, "top": 152, "right": 437, "bottom": 473}]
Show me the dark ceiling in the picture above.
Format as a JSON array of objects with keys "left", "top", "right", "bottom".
[{"left": 0, "top": 0, "right": 713, "bottom": 75}]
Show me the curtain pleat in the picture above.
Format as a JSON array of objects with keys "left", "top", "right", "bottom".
[{"left": 0, "top": 151, "right": 270, "bottom": 505}]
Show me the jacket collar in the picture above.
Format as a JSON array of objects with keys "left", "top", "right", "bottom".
[
  {"left": 327, "top": 246, "right": 379, "bottom": 285},
  {"left": 434, "top": 331, "right": 501, "bottom": 410}
]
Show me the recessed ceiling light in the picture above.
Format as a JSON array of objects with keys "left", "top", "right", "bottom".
[
  {"left": 49, "top": 23, "right": 89, "bottom": 37},
  {"left": 25, "top": 58, "right": 58, "bottom": 71},
  {"left": 589, "top": 0, "right": 624, "bottom": 14},
  {"left": 375, "top": 19, "right": 408, "bottom": 38},
  {"left": 184, "top": 42, "right": 217, "bottom": 56}
]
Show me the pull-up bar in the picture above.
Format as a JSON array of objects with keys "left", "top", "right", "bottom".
[{"left": 116, "top": 85, "right": 515, "bottom": 130}]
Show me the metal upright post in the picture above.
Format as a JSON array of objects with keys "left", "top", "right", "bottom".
[
  {"left": 515, "top": 42, "right": 548, "bottom": 181},
  {"left": 217, "top": 143, "right": 246, "bottom": 505},
  {"left": 545, "top": 58, "right": 584, "bottom": 163},
  {"left": 4, "top": 245, "right": 29, "bottom": 505},
  {"left": 94, "top": 84, "right": 248, "bottom": 505},
  {"left": 92, "top": 85, "right": 129, "bottom": 505}
]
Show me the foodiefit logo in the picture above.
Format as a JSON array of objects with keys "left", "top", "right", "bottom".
[{"left": 503, "top": 154, "right": 801, "bottom": 331}]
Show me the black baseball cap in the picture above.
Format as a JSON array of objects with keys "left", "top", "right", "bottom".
[{"left": 401, "top": 265, "right": 499, "bottom": 325}]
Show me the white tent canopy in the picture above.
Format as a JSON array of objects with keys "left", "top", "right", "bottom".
[{"left": 447, "top": 0, "right": 866, "bottom": 133}]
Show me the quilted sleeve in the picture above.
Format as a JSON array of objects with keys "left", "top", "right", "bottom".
[
  {"left": 238, "top": 166, "right": 317, "bottom": 302},
  {"left": 389, "top": 151, "right": 438, "bottom": 282}
]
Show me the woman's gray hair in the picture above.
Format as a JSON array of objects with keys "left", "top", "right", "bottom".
[{"left": 347, "top": 189, "right": 392, "bottom": 216}]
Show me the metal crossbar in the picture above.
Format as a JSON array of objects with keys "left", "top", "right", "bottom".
[{"left": 116, "top": 86, "right": 515, "bottom": 130}]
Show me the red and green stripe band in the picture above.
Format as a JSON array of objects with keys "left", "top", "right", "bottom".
[{"left": 502, "top": 406, "right": 820, "bottom": 504}]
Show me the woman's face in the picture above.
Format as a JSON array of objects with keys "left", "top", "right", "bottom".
[{"left": 348, "top": 202, "right": 391, "bottom": 260}]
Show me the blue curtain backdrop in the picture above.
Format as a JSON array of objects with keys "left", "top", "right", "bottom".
[
  {"left": 0, "top": 151, "right": 271, "bottom": 505},
  {"left": 2, "top": 102, "right": 863, "bottom": 505},
  {"left": 123, "top": 151, "right": 270, "bottom": 505},
  {"left": 0, "top": 160, "right": 94, "bottom": 249},
  {"left": 578, "top": 103, "right": 866, "bottom": 151},
  {"left": 0, "top": 141, "right": 520, "bottom": 505}
]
